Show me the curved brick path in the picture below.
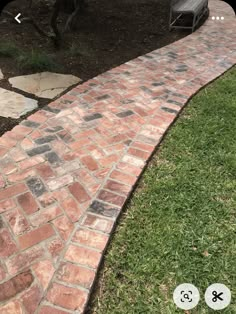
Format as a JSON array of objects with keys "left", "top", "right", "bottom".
[{"left": 0, "top": 1, "right": 235, "bottom": 313}]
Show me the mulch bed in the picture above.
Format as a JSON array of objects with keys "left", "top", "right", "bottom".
[{"left": 0, "top": 0, "right": 189, "bottom": 136}]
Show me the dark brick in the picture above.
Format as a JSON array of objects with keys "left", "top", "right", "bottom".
[
  {"left": 61, "top": 98, "right": 74, "bottom": 104},
  {"left": 43, "top": 106, "right": 60, "bottom": 114},
  {"left": 169, "top": 56, "right": 177, "bottom": 59},
  {"left": 176, "top": 68, "right": 187, "bottom": 72},
  {"left": 116, "top": 110, "right": 134, "bottom": 118},
  {"left": 124, "top": 140, "right": 132, "bottom": 146},
  {"left": 45, "top": 126, "right": 63, "bottom": 133},
  {"left": 35, "top": 135, "right": 57, "bottom": 145},
  {"left": 26, "top": 177, "right": 47, "bottom": 197},
  {"left": 161, "top": 107, "right": 178, "bottom": 114},
  {"left": 171, "top": 92, "right": 188, "bottom": 99},
  {"left": 154, "top": 94, "right": 168, "bottom": 100},
  {"left": 26, "top": 145, "right": 51, "bottom": 157},
  {"left": 167, "top": 100, "right": 183, "bottom": 107},
  {"left": 151, "top": 51, "right": 160, "bottom": 56},
  {"left": 167, "top": 52, "right": 178, "bottom": 58},
  {"left": 152, "top": 82, "right": 164, "bottom": 86},
  {"left": 219, "top": 60, "right": 232, "bottom": 68},
  {"left": 58, "top": 130, "right": 74, "bottom": 143},
  {"left": 164, "top": 88, "right": 174, "bottom": 94},
  {"left": 89, "top": 200, "right": 119, "bottom": 218},
  {"left": 96, "top": 94, "right": 110, "bottom": 101},
  {"left": 143, "top": 55, "right": 153, "bottom": 59},
  {"left": 45, "top": 151, "right": 61, "bottom": 167},
  {"left": 22, "top": 120, "right": 40, "bottom": 128},
  {"left": 0, "top": 271, "right": 34, "bottom": 302},
  {"left": 177, "top": 64, "right": 188, "bottom": 68},
  {"left": 84, "top": 113, "right": 103, "bottom": 122},
  {"left": 77, "top": 89, "right": 89, "bottom": 95},
  {"left": 176, "top": 64, "right": 188, "bottom": 72},
  {"left": 120, "top": 99, "right": 134, "bottom": 104},
  {"left": 140, "top": 86, "right": 153, "bottom": 94},
  {"left": 79, "top": 102, "right": 90, "bottom": 109}
]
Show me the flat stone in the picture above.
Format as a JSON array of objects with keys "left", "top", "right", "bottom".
[
  {"left": 9, "top": 72, "right": 82, "bottom": 99},
  {"left": 0, "top": 88, "right": 38, "bottom": 119},
  {"left": 0, "top": 69, "right": 3, "bottom": 80}
]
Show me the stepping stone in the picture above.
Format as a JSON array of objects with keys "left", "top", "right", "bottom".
[
  {"left": 0, "top": 87, "right": 38, "bottom": 119},
  {"left": 0, "top": 69, "right": 3, "bottom": 80},
  {"left": 9, "top": 72, "right": 82, "bottom": 99}
]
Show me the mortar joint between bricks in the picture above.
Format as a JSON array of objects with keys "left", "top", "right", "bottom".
[
  {"left": 54, "top": 279, "right": 90, "bottom": 293},
  {"left": 0, "top": 201, "right": 26, "bottom": 247},
  {"left": 91, "top": 159, "right": 125, "bottom": 203},
  {"left": 35, "top": 216, "right": 89, "bottom": 306},
  {"left": 36, "top": 302, "right": 76, "bottom": 314},
  {"left": 60, "top": 259, "right": 98, "bottom": 275},
  {"left": 73, "top": 224, "right": 113, "bottom": 235}
]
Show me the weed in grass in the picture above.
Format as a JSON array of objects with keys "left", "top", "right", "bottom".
[
  {"left": 16, "top": 50, "right": 60, "bottom": 72},
  {"left": 0, "top": 41, "right": 20, "bottom": 58}
]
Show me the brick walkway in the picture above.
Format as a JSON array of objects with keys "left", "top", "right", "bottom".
[{"left": 0, "top": 1, "right": 235, "bottom": 313}]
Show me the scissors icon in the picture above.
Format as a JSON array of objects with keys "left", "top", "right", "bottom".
[{"left": 212, "top": 290, "right": 224, "bottom": 302}]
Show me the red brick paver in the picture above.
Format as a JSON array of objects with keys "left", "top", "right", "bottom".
[{"left": 0, "top": 1, "right": 235, "bottom": 312}]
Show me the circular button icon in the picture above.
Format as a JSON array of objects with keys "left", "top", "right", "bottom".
[
  {"left": 205, "top": 283, "right": 231, "bottom": 310},
  {"left": 173, "top": 283, "right": 200, "bottom": 310}
]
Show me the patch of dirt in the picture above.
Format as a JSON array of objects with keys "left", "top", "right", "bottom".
[{"left": 0, "top": 0, "right": 189, "bottom": 136}]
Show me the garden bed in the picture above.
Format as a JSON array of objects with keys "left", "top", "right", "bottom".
[{"left": 0, "top": 0, "right": 188, "bottom": 135}]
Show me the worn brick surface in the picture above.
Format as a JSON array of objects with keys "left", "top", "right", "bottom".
[
  {"left": 46, "top": 283, "right": 88, "bottom": 311},
  {"left": 65, "top": 244, "right": 101, "bottom": 268},
  {"left": 0, "top": 228, "right": 18, "bottom": 258},
  {"left": 32, "top": 260, "right": 55, "bottom": 291},
  {"left": 57, "top": 262, "right": 95, "bottom": 288},
  {"left": 0, "top": 271, "right": 33, "bottom": 302},
  {"left": 0, "top": 300, "right": 23, "bottom": 313},
  {"left": 21, "top": 284, "right": 42, "bottom": 314},
  {"left": 0, "top": 199, "right": 16, "bottom": 213},
  {"left": 0, "top": 1, "right": 235, "bottom": 311},
  {"left": 4, "top": 208, "right": 30, "bottom": 236},
  {"left": 61, "top": 197, "right": 83, "bottom": 222},
  {"left": 17, "top": 192, "right": 39, "bottom": 215},
  {"left": 52, "top": 215, "right": 74, "bottom": 241},
  {"left": 72, "top": 228, "right": 109, "bottom": 251}
]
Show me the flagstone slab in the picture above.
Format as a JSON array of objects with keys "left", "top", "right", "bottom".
[
  {"left": 9, "top": 72, "right": 82, "bottom": 99},
  {"left": 0, "top": 88, "right": 38, "bottom": 119}
]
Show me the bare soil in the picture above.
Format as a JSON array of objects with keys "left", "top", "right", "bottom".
[{"left": 0, "top": 0, "right": 189, "bottom": 136}]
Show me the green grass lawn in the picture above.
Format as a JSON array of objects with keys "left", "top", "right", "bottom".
[{"left": 88, "top": 67, "right": 236, "bottom": 314}]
